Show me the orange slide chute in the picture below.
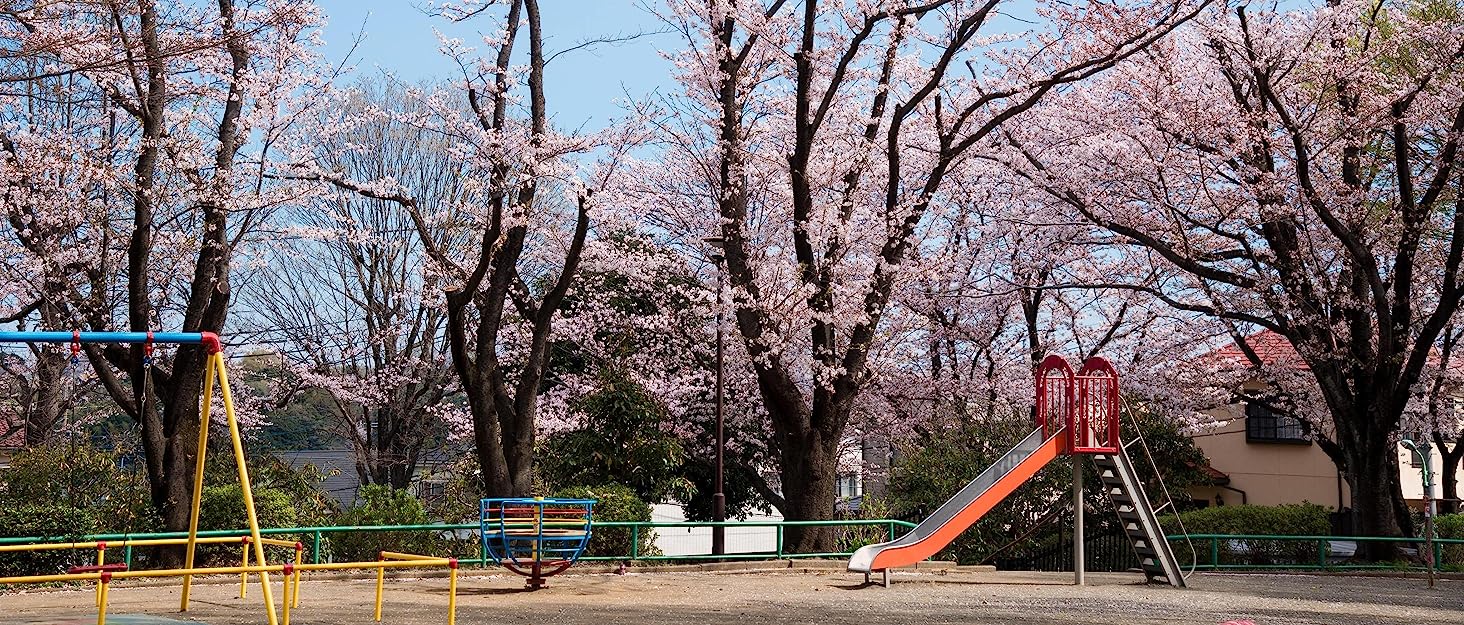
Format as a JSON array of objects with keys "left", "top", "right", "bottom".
[{"left": 851, "top": 429, "right": 1068, "bottom": 573}]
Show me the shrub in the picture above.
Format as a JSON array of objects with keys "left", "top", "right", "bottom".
[
  {"left": 196, "top": 484, "right": 300, "bottom": 565},
  {"left": 1436, "top": 514, "right": 1464, "bottom": 570},
  {"left": 554, "top": 484, "right": 658, "bottom": 559},
  {"left": 0, "top": 442, "right": 157, "bottom": 535},
  {"left": 330, "top": 485, "right": 444, "bottom": 562},
  {"left": 0, "top": 504, "right": 97, "bottom": 576},
  {"left": 1162, "top": 503, "right": 1332, "bottom": 567}
]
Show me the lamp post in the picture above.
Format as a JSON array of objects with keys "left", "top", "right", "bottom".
[
  {"left": 1400, "top": 435, "right": 1436, "bottom": 588},
  {"left": 705, "top": 236, "right": 727, "bottom": 556}
]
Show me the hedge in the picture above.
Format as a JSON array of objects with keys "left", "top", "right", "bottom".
[
  {"left": 0, "top": 504, "right": 97, "bottom": 576},
  {"left": 1162, "top": 503, "right": 1332, "bottom": 567},
  {"left": 554, "top": 483, "right": 658, "bottom": 559}
]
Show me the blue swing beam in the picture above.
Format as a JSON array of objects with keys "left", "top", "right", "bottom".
[{"left": 0, "top": 331, "right": 223, "bottom": 353}]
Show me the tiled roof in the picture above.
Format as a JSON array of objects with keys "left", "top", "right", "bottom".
[{"left": 1210, "top": 329, "right": 1308, "bottom": 370}]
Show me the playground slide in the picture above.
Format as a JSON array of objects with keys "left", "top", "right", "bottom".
[{"left": 848, "top": 428, "right": 1067, "bottom": 573}]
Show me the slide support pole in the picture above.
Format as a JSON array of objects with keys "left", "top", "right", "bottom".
[{"left": 1073, "top": 457, "right": 1085, "bottom": 586}]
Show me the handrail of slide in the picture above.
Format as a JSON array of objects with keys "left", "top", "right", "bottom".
[
  {"left": 849, "top": 428, "right": 1066, "bottom": 573},
  {"left": 1119, "top": 395, "right": 1197, "bottom": 580}
]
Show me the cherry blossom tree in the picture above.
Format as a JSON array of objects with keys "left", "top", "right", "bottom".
[
  {"left": 648, "top": 0, "right": 1209, "bottom": 551},
  {"left": 297, "top": 0, "right": 642, "bottom": 497},
  {"left": 1003, "top": 0, "right": 1464, "bottom": 548},
  {"left": 0, "top": 0, "right": 329, "bottom": 538},
  {"left": 243, "top": 81, "right": 468, "bottom": 490}
]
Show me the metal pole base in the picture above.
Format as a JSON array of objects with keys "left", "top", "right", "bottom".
[{"left": 882, "top": 569, "right": 891, "bottom": 588}]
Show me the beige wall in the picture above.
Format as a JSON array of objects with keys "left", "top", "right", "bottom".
[
  {"left": 1187, "top": 404, "right": 1350, "bottom": 510},
  {"left": 1397, "top": 445, "right": 1464, "bottom": 508}
]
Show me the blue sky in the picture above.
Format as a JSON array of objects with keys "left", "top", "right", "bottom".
[{"left": 314, "top": 0, "right": 681, "bottom": 130}]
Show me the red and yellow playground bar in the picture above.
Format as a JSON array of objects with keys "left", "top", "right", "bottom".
[{"left": 0, "top": 331, "right": 461, "bottom": 625}]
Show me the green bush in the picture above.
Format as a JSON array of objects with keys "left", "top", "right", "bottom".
[
  {"left": 554, "top": 484, "right": 658, "bottom": 559},
  {"left": 330, "top": 485, "right": 444, "bottom": 562},
  {"left": 0, "top": 442, "right": 157, "bottom": 535},
  {"left": 0, "top": 504, "right": 97, "bottom": 576},
  {"left": 205, "top": 451, "right": 338, "bottom": 528},
  {"left": 1162, "top": 503, "right": 1332, "bottom": 567},
  {"left": 1437, "top": 514, "right": 1464, "bottom": 569},
  {"left": 196, "top": 484, "right": 300, "bottom": 565}
]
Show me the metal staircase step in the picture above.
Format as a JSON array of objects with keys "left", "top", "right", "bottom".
[{"left": 1095, "top": 448, "right": 1187, "bottom": 588}]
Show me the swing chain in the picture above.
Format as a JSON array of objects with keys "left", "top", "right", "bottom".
[{"left": 143, "top": 330, "right": 155, "bottom": 367}]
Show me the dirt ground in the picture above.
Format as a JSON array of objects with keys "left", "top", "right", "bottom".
[{"left": 3, "top": 565, "right": 1462, "bottom": 625}]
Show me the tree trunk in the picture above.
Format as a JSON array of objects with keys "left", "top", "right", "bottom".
[
  {"left": 23, "top": 350, "right": 68, "bottom": 446},
  {"left": 1340, "top": 438, "right": 1411, "bottom": 560},
  {"left": 778, "top": 432, "right": 841, "bottom": 553},
  {"left": 1435, "top": 432, "right": 1462, "bottom": 516}
]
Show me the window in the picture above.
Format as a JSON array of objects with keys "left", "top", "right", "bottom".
[
  {"left": 1409, "top": 448, "right": 1425, "bottom": 468},
  {"left": 837, "top": 474, "right": 862, "bottom": 499},
  {"left": 1245, "top": 401, "right": 1309, "bottom": 444}
]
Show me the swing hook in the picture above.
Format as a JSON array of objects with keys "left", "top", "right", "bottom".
[
  {"left": 70, "top": 330, "right": 81, "bottom": 367},
  {"left": 143, "top": 331, "right": 155, "bottom": 367}
]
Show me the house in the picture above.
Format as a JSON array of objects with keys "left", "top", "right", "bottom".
[
  {"left": 1185, "top": 330, "right": 1461, "bottom": 515},
  {"left": 276, "top": 448, "right": 460, "bottom": 508}
]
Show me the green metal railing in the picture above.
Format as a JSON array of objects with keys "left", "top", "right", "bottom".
[
  {"left": 1168, "top": 533, "right": 1464, "bottom": 572},
  {"left": 8, "top": 524, "right": 1460, "bottom": 574},
  {"left": 0, "top": 519, "right": 918, "bottom": 570}
]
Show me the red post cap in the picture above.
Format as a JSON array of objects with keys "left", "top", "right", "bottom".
[
  {"left": 448, "top": 558, "right": 459, "bottom": 570},
  {"left": 100, "top": 571, "right": 113, "bottom": 584},
  {"left": 200, "top": 332, "right": 222, "bottom": 354},
  {"left": 282, "top": 563, "right": 294, "bottom": 576},
  {"left": 96, "top": 541, "right": 107, "bottom": 550}
]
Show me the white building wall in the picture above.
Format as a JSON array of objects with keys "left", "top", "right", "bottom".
[{"left": 650, "top": 504, "right": 785, "bottom": 556}]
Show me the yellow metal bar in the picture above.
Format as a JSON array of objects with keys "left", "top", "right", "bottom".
[
  {"left": 373, "top": 560, "right": 385, "bottom": 622},
  {"left": 378, "top": 551, "right": 441, "bottom": 561},
  {"left": 292, "top": 545, "right": 303, "bottom": 608},
  {"left": 0, "top": 535, "right": 283, "bottom": 553},
  {"left": 447, "top": 566, "right": 459, "bottom": 625},
  {"left": 95, "top": 546, "right": 106, "bottom": 607},
  {"left": 216, "top": 353, "right": 279, "bottom": 625},
  {"left": 181, "top": 351, "right": 217, "bottom": 613},
  {"left": 0, "top": 560, "right": 456, "bottom": 587},
  {"left": 97, "top": 577, "right": 110, "bottom": 625},
  {"left": 282, "top": 568, "right": 292, "bottom": 625},
  {"left": 0, "top": 572, "right": 103, "bottom": 585},
  {"left": 295, "top": 560, "right": 454, "bottom": 571},
  {"left": 0, "top": 541, "right": 103, "bottom": 552},
  {"left": 240, "top": 541, "right": 250, "bottom": 599},
  {"left": 111, "top": 565, "right": 286, "bottom": 579}
]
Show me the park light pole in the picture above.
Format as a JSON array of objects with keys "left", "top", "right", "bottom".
[
  {"left": 1400, "top": 434, "right": 1436, "bottom": 588},
  {"left": 705, "top": 236, "right": 727, "bottom": 556}
]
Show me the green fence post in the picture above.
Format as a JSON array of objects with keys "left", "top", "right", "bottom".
[
  {"left": 124, "top": 544, "right": 133, "bottom": 569},
  {"left": 312, "top": 530, "right": 322, "bottom": 564},
  {"left": 1210, "top": 537, "right": 1219, "bottom": 569},
  {"left": 887, "top": 521, "right": 895, "bottom": 542},
  {"left": 776, "top": 525, "right": 784, "bottom": 560},
  {"left": 631, "top": 525, "right": 640, "bottom": 561},
  {"left": 1317, "top": 538, "right": 1327, "bottom": 568}
]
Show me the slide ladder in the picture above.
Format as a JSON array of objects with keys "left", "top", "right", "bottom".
[{"left": 1092, "top": 449, "right": 1187, "bottom": 587}]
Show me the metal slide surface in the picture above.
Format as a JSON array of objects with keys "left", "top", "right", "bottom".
[{"left": 848, "top": 428, "right": 1066, "bottom": 573}]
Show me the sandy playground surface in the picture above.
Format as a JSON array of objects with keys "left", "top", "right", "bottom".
[{"left": 2, "top": 564, "right": 1462, "bottom": 625}]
